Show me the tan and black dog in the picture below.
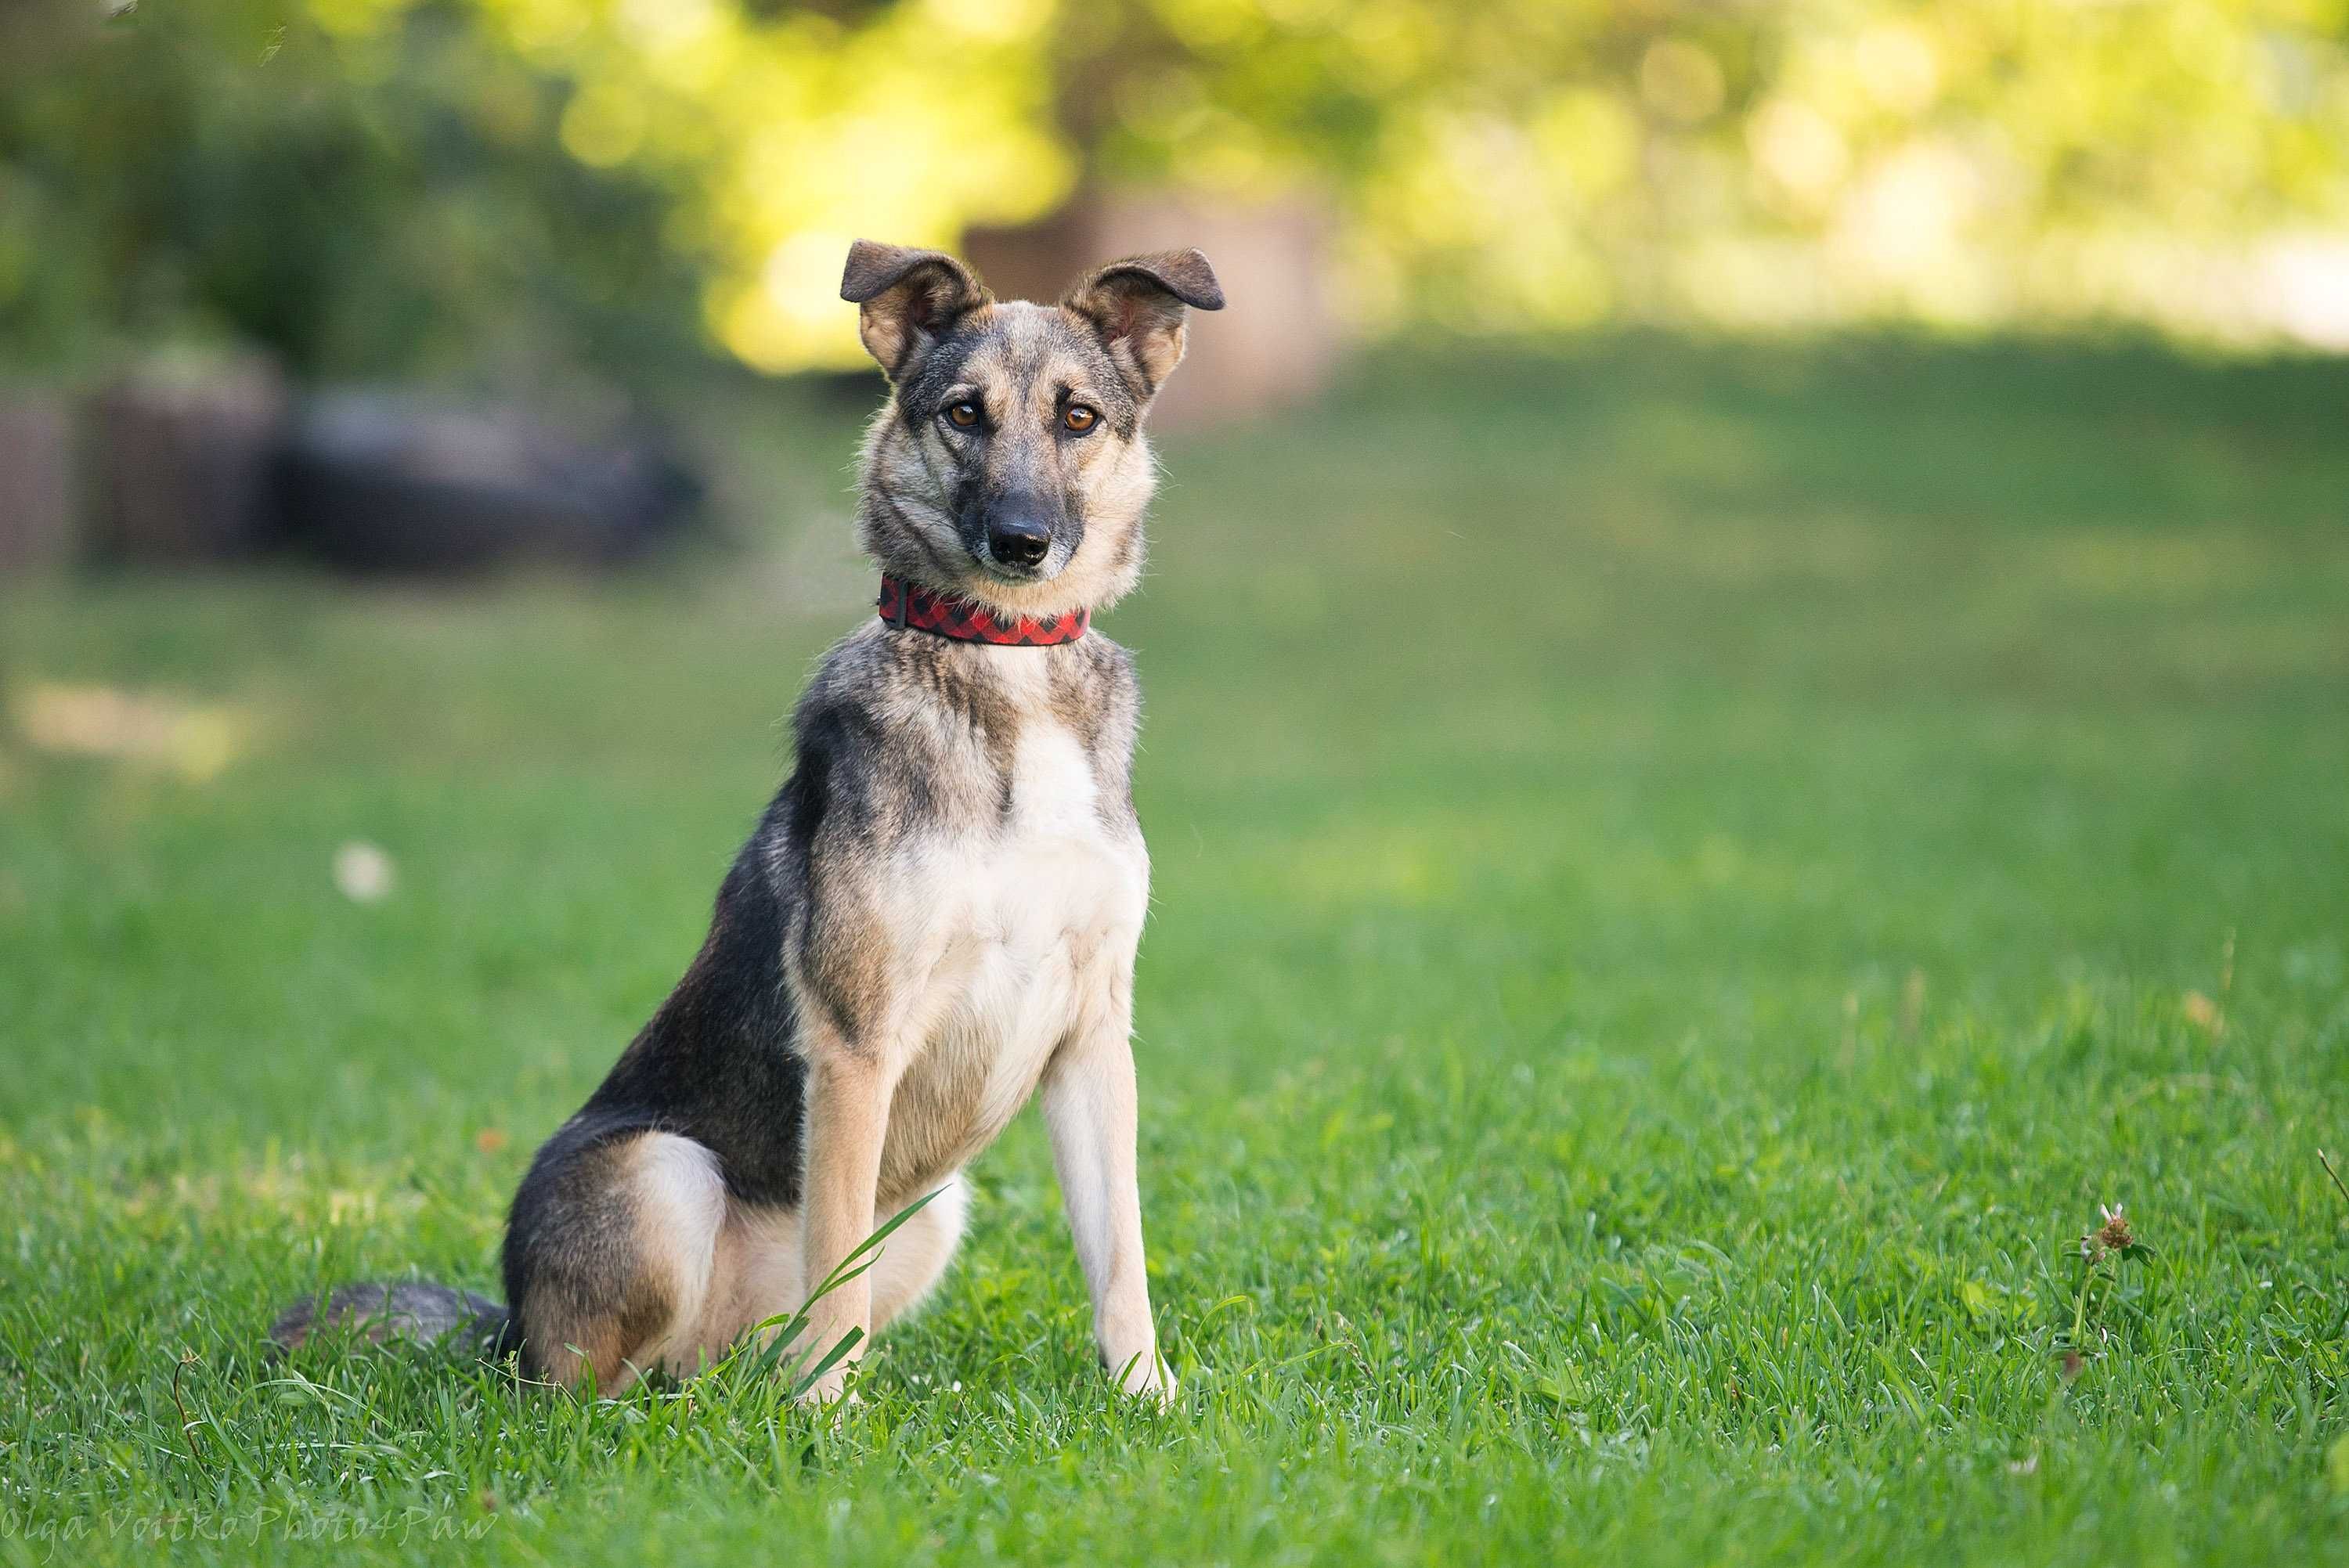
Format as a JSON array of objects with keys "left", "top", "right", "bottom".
[{"left": 272, "top": 240, "right": 1224, "bottom": 1404}]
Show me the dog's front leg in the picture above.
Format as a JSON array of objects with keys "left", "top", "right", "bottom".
[
  {"left": 796, "top": 1038, "right": 897, "bottom": 1404},
  {"left": 1041, "top": 1001, "right": 1173, "bottom": 1401}
]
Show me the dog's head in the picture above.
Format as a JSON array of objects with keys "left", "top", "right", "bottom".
[{"left": 843, "top": 240, "right": 1224, "bottom": 618}]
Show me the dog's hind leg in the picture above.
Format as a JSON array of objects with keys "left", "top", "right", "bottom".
[
  {"left": 505, "top": 1128, "right": 727, "bottom": 1395},
  {"left": 698, "top": 1173, "right": 965, "bottom": 1375},
  {"left": 870, "top": 1173, "right": 969, "bottom": 1331}
]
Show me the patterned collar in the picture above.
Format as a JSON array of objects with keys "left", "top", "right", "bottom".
[{"left": 875, "top": 574, "right": 1090, "bottom": 646}]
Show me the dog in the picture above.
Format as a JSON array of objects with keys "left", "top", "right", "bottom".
[{"left": 271, "top": 240, "right": 1224, "bottom": 1404}]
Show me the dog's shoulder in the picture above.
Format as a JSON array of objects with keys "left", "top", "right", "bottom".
[
  {"left": 800, "top": 622, "right": 1138, "bottom": 747},
  {"left": 778, "top": 623, "right": 1144, "bottom": 852},
  {"left": 799, "top": 621, "right": 1013, "bottom": 743},
  {"left": 1045, "top": 633, "right": 1142, "bottom": 795}
]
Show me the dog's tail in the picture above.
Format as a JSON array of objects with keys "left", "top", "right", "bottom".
[{"left": 269, "top": 1281, "right": 516, "bottom": 1360}]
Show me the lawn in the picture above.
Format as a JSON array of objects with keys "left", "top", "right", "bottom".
[{"left": 3, "top": 336, "right": 2348, "bottom": 1565}]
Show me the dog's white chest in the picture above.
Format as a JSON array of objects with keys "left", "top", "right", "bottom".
[
  {"left": 1006, "top": 721, "right": 1107, "bottom": 842},
  {"left": 966, "top": 720, "right": 1146, "bottom": 1056},
  {"left": 893, "top": 710, "right": 1146, "bottom": 1177}
]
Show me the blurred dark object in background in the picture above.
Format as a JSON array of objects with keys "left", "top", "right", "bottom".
[
  {"left": 276, "top": 391, "right": 700, "bottom": 574},
  {"left": 967, "top": 190, "right": 1339, "bottom": 429},
  {"left": 0, "top": 386, "right": 75, "bottom": 575},
  {"left": 4, "top": 363, "right": 705, "bottom": 576},
  {"left": 0, "top": 1, "right": 713, "bottom": 579},
  {"left": 88, "top": 351, "right": 287, "bottom": 564}
]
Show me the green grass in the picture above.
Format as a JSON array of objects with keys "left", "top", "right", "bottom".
[{"left": 4, "top": 335, "right": 2349, "bottom": 1564}]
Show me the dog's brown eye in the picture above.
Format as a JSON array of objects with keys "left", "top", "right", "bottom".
[
  {"left": 1063, "top": 404, "right": 1099, "bottom": 434},
  {"left": 946, "top": 401, "right": 980, "bottom": 428}
]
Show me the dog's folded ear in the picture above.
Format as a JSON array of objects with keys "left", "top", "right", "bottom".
[
  {"left": 842, "top": 241, "right": 989, "bottom": 378},
  {"left": 1062, "top": 250, "right": 1225, "bottom": 399}
]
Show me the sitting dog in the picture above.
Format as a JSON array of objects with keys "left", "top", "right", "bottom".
[{"left": 273, "top": 240, "right": 1223, "bottom": 1404}]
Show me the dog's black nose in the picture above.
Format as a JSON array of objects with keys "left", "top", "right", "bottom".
[{"left": 987, "top": 518, "right": 1052, "bottom": 568}]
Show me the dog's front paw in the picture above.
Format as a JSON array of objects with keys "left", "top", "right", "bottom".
[
  {"left": 1110, "top": 1346, "right": 1178, "bottom": 1405},
  {"left": 795, "top": 1366, "right": 860, "bottom": 1409}
]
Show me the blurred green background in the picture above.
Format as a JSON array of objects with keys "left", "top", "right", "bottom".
[{"left": 6, "top": 0, "right": 2349, "bottom": 384}]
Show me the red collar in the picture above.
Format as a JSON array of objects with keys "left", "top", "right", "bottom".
[{"left": 876, "top": 575, "right": 1089, "bottom": 646}]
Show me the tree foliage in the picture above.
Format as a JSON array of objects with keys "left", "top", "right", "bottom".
[
  {"left": 0, "top": 1, "right": 707, "bottom": 381},
  {"left": 5, "top": 0, "right": 2345, "bottom": 377}
]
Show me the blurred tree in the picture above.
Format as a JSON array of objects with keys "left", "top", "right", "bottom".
[
  {"left": 4, "top": 0, "right": 2346, "bottom": 377},
  {"left": 0, "top": 0, "right": 709, "bottom": 386},
  {"left": 1084, "top": 0, "right": 2349, "bottom": 343}
]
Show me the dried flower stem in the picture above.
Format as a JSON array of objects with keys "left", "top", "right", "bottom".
[
  {"left": 2319, "top": 1148, "right": 2349, "bottom": 1209},
  {"left": 2065, "top": 1204, "right": 2138, "bottom": 1367},
  {"left": 171, "top": 1351, "right": 211, "bottom": 1470}
]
